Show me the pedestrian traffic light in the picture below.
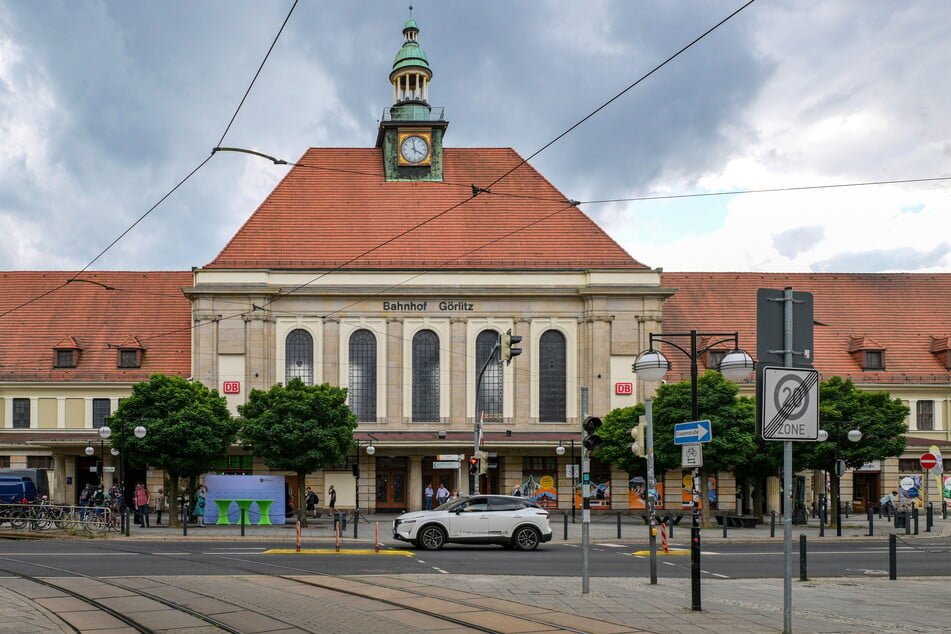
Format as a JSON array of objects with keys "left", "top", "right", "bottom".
[
  {"left": 469, "top": 457, "right": 479, "bottom": 475},
  {"left": 630, "top": 424, "right": 646, "bottom": 457},
  {"left": 582, "top": 416, "right": 602, "bottom": 450},
  {"left": 500, "top": 328, "right": 522, "bottom": 364}
]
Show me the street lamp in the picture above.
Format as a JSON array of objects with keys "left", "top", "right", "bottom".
[
  {"left": 85, "top": 425, "right": 113, "bottom": 486},
  {"left": 633, "top": 330, "right": 753, "bottom": 612},
  {"left": 817, "top": 425, "right": 861, "bottom": 537}
]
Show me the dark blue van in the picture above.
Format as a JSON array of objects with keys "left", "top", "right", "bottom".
[{"left": 0, "top": 476, "right": 38, "bottom": 504}]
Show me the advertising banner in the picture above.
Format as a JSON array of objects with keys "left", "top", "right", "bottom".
[{"left": 203, "top": 474, "right": 287, "bottom": 525}]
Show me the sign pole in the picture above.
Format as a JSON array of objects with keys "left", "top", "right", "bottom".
[
  {"left": 782, "top": 287, "right": 795, "bottom": 634},
  {"left": 581, "top": 386, "right": 590, "bottom": 594},
  {"left": 646, "top": 398, "right": 658, "bottom": 585}
]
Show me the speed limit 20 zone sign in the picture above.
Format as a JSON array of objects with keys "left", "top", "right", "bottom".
[{"left": 761, "top": 366, "right": 820, "bottom": 441}]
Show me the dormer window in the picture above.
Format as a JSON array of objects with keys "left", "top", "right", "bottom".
[
  {"left": 930, "top": 336, "right": 951, "bottom": 370},
  {"left": 706, "top": 350, "right": 726, "bottom": 371},
  {"left": 116, "top": 336, "right": 145, "bottom": 369},
  {"left": 53, "top": 336, "right": 82, "bottom": 368},
  {"left": 55, "top": 349, "right": 77, "bottom": 368},
  {"left": 848, "top": 335, "right": 885, "bottom": 371},
  {"left": 863, "top": 350, "right": 884, "bottom": 370}
]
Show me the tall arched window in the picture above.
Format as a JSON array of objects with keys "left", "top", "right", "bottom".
[
  {"left": 476, "top": 330, "right": 502, "bottom": 423},
  {"left": 285, "top": 329, "right": 313, "bottom": 385},
  {"left": 538, "top": 330, "right": 567, "bottom": 422},
  {"left": 349, "top": 329, "right": 377, "bottom": 422},
  {"left": 412, "top": 329, "right": 440, "bottom": 422}
]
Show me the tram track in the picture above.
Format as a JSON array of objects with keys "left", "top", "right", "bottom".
[{"left": 0, "top": 544, "right": 639, "bottom": 633}]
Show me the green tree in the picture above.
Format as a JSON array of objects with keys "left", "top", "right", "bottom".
[
  {"left": 598, "top": 404, "right": 646, "bottom": 478},
  {"left": 794, "top": 376, "right": 908, "bottom": 525},
  {"left": 108, "top": 373, "right": 237, "bottom": 527},
  {"left": 237, "top": 379, "right": 358, "bottom": 527},
  {"left": 649, "top": 371, "right": 762, "bottom": 526}
]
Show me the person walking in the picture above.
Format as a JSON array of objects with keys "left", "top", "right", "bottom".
[
  {"left": 327, "top": 485, "right": 336, "bottom": 516},
  {"left": 79, "top": 483, "right": 94, "bottom": 519},
  {"left": 134, "top": 483, "right": 150, "bottom": 528},
  {"left": 193, "top": 484, "right": 207, "bottom": 527},
  {"left": 436, "top": 483, "right": 449, "bottom": 506},
  {"left": 154, "top": 488, "right": 167, "bottom": 525},
  {"left": 424, "top": 483, "right": 434, "bottom": 510},
  {"left": 305, "top": 487, "right": 319, "bottom": 518}
]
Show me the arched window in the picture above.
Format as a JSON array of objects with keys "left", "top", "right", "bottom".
[
  {"left": 475, "top": 330, "right": 502, "bottom": 423},
  {"left": 412, "top": 329, "right": 440, "bottom": 422},
  {"left": 285, "top": 329, "right": 313, "bottom": 385},
  {"left": 349, "top": 329, "right": 377, "bottom": 422},
  {"left": 538, "top": 330, "right": 566, "bottom": 422}
]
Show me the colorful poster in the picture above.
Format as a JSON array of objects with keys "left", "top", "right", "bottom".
[
  {"left": 628, "top": 476, "right": 665, "bottom": 510},
  {"left": 897, "top": 474, "right": 924, "bottom": 508},
  {"left": 574, "top": 480, "right": 612, "bottom": 509},
  {"left": 523, "top": 473, "right": 558, "bottom": 509}
]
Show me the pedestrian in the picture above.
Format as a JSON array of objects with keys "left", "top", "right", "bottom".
[
  {"left": 436, "top": 483, "right": 449, "bottom": 506},
  {"left": 134, "top": 482, "right": 150, "bottom": 528},
  {"left": 327, "top": 485, "right": 336, "bottom": 516},
  {"left": 79, "top": 483, "right": 93, "bottom": 519},
  {"left": 154, "top": 488, "right": 167, "bottom": 525},
  {"left": 305, "top": 486, "right": 319, "bottom": 517},
  {"left": 193, "top": 484, "right": 207, "bottom": 527},
  {"left": 512, "top": 484, "right": 522, "bottom": 497},
  {"left": 424, "top": 483, "right": 434, "bottom": 510},
  {"left": 879, "top": 490, "right": 897, "bottom": 519}
]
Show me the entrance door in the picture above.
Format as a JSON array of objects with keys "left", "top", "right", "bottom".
[
  {"left": 853, "top": 472, "right": 879, "bottom": 512},
  {"left": 374, "top": 457, "right": 407, "bottom": 512},
  {"left": 422, "top": 458, "right": 456, "bottom": 505}
]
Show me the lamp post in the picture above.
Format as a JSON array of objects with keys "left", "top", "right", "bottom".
[
  {"left": 115, "top": 425, "right": 147, "bottom": 535},
  {"left": 817, "top": 425, "right": 861, "bottom": 537},
  {"left": 633, "top": 330, "right": 754, "bottom": 612},
  {"left": 84, "top": 425, "right": 113, "bottom": 486}
]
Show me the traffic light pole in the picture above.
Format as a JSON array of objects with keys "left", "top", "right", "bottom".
[
  {"left": 581, "top": 386, "right": 590, "bottom": 594},
  {"left": 473, "top": 341, "right": 499, "bottom": 496}
]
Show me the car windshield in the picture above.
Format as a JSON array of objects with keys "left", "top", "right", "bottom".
[{"left": 434, "top": 497, "right": 466, "bottom": 511}]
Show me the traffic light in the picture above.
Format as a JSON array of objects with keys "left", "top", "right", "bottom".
[
  {"left": 478, "top": 450, "right": 488, "bottom": 475},
  {"left": 630, "top": 424, "right": 646, "bottom": 457},
  {"left": 469, "top": 457, "right": 479, "bottom": 475},
  {"left": 500, "top": 328, "right": 522, "bottom": 364},
  {"left": 582, "top": 416, "right": 602, "bottom": 450}
]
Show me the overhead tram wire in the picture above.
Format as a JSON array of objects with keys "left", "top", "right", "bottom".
[
  {"left": 482, "top": 0, "right": 759, "bottom": 192},
  {"left": 0, "top": 1, "right": 300, "bottom": 322}
]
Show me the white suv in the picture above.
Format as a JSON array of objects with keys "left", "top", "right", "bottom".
[{"left": 392, "top": 495, "right": 553, "bottom": 551}]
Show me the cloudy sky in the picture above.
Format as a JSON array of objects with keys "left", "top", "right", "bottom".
[{"left": 1, "top": 1, "right": 948, "bottom": 273}]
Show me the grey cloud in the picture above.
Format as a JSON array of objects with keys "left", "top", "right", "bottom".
[
  {"left": 811, "top": 243, "right": 951, "bottom": 273},
  {"left": 772, "top": 225, "right": 825, "bottom": 258}
]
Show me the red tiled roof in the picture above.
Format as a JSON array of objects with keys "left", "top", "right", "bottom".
[
  {"left": 659, "top": 272, "right": 951, "bottom": 385},
  {"left": 206, "top": 148, "right": 646, "bottom": 270},
  {"left": 0, "top": 272, "right": 192, "bottom": 382}
]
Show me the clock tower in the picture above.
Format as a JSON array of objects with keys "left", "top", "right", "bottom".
[{"left": 376, "top": 8, "right": 448, "bottom": 182}]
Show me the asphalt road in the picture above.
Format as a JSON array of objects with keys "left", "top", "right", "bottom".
[{"left": 0, "top": 536, "right": 948, "bottom": 580}]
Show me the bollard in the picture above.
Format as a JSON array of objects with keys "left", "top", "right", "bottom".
[
  {"left": 660, "top": 521, "right": 669, "bottom": 553},
  {"left": 927, "top": 503, "right": 933, "bottom": 532},
  {"left": 913, "top": 507, "right": 919, "bottom": 535},
  {"left": 666, "top": 513, "right": 673, "bottom": 538},
  {"left": 819, "top": 506, "right": 825, "bottom": 537},
  {"left": 564, "top": 513, "right": 569, "bottom": 540},
  {"left": 240, "top": 506, "right": 246, "bottom": 537},
  {"left": 904, "top": 511, "right": 911, "bottom": 535},
  {"left": 722, "top": 515, "right": 728, "bottom": 538},
  {"left": 867, "top": 507, "right": 874, "bottom": 537},
  {"left": 770, "top": 510, "right": 776, "bottom": 538},
  {"left": 799, "top": 534, "right": 807, "bottom": 581},
  {"left": 943, "top": 501, "right": 948, "bottom": 520},
  {"left": 844, "top": 501, "right": 850, "bottom": 519},
  {"left": 617, "top": 511, "right": 622, "bottom": 539},
  {"left": 889, "top": 533, "right": 897, "bottom": 580}
]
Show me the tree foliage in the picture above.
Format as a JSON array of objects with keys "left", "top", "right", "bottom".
[
  {"left": 237, "top": 379, "right": 358, "bottom": 526},
  {"left": 598, "top": 404, "right": 646, "bottom": 476},
  {"left": 795, "top": 376, "right": 908, "bottom": 472},
  {"left": 108, "top": 373, "right": 237, "bottom": 526}
]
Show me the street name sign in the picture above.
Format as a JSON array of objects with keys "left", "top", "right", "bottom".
[
  {"left": 433, "top": 461, "right": 459, "bottom": 469},
  {"left": 761, "top": 366, "right": 820, "bottom": 440},
  {"left": 674, "top": 420, "right": 712, "bottom": 445},
  {"left": 682, "top": 444, "right": 703, "bottom": 468}
]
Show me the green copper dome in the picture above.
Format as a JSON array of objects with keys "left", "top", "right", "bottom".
[{"left": 392, "top": 41, "right": 430, "bottom": 74}]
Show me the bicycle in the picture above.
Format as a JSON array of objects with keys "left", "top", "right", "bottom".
[{"left": 83, "top": 505, "right": 119, "bottom": 533}]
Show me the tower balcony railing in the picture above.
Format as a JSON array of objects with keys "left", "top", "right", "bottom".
[{"left": 382, "top": 106, "right": 445, "bottom": 122}]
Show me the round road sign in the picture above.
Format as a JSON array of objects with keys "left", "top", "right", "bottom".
[{"left": 920, "top": 453, "right": 938, "bottom": 470}]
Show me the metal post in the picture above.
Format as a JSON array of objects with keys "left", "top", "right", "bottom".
[
  {"left": 867, "top": 507, "right": 874, "bottom": 537},
  {"left": 836, "top": 490, "right": 843, "bottom": 537},
  {"left": 646, "top": 398, "right": 658, "bottom": 586},
  {"left": 771, "top": 510, "right": 776, "bottom": 538},
  {"left": 943, "top": 500, "right": 948, "bottom": 520},
  {"left": 904, "top": 511, "right": 911, "bottom": 535},
  {"left": 782, "top": 287, "right": 795, "bottom": 634},
  {"left": 241, "top": 505, "right": 246, "bottom": 537},
  {"left": 581, "top": 386, "right": 590, "bottom": 595},
  {"left": 473, "top": 341, "right": 499, "bottom": 497},
  {"left": 563, "top": 513, "right": 568, "bottom": 540},
  {"left": 688, "top": 331, "right": 702, "bottom": 612},
  {"left": 819, "top": 503, "right": 825, "bottom": 537},
  {"left": 889, "top": 533, "right": 897, "bottom": 580},
  {"left": 799, "top": 534, "right": 807, "bottom": 581},
  {"left": 571, "top": 439, "right": 577, "bottom": 523},
  {"left": 913, "top": 507, "right": 919, "bottom": 535},
  {"left": 927, "top": 502, "right": 933, "bottom": 532},
  {"left": 182, "top": 496, "right": 188, "bottom": 537},
  {"left": 722, "top": 515, "right": 727, "bottom": 538}
]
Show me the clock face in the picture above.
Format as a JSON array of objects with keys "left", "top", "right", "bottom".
[{"left": 400, "top": 134, "right": 430, "bottom": 164}]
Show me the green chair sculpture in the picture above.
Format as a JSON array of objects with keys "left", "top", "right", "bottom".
[
  {"left": 255, "top": 499, "right": 274, "bottom": 525},
  {"left": 214, "top": 498, "right": 234, "bottom": 525},
  {"left": 235, "top": 499, "right": 255, "bottom": 525}
]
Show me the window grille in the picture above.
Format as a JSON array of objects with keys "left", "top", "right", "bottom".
[
  {"left": 12, "top": 398, "right": 29, "bottom": 429},
  {"left": 92, "top": 398, "right": 110, "bottom": 429},
  {"left": 55, "top": 349, "right": 76, "bottom": 368},
  {"left": 349, "top": 329, "right": 377, "bottom": 422},
  {"left": 917, "top": 400, "right": 934, "bottom": 431},
  {"left": 412, "top": 329, "right": 440, "bottom": 422},
  {"left": 285, "top": 329, "right": 314, "bottom": 385},
  {"left": 538, "top": 330, "right": 566, "bottom": 422}
]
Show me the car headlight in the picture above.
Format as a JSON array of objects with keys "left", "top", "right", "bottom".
[{"left": 398, "top": 519, "right": 416, "bottom": 526}]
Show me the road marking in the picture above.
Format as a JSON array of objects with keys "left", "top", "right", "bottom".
[
  {"left": 264, "top": 549, "right": 414, "bottom": 555},
  {"left": 631, "top": 549, "right": 690, "bottom": 556},
  {"left": 433, "top": 567, "right": 449, "bottom": 574},
  {"left": 596, "top": 543, "right": 627, "bottom": 548},
  {"left": 711, "top": 573, "right": 729, "bottom": 578}
]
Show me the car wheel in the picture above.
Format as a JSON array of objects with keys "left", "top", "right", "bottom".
[
  {"left": 418, "top": 525, "right": 446, "bottom": 550},
  {"left": 512, "top": 526, "right": 540, "bottom": 551}
]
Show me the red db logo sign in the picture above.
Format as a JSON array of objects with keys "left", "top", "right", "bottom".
[
  {"left": 615, "top": 382, "right": 633, "bottom": 395},
  {"left": 223, "top": 381, "right": 241, "bottom": 394}
]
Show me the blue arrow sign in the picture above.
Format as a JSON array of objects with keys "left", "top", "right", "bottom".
[{"left": 674, "top": 420, "right": 712, "bottom": 445}]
